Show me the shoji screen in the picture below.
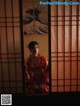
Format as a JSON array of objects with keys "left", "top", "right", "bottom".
[
  {"left": 0, "top": 0, "right": 23, "bottom": 93},
  {"left": 51, "top": 0, "right": 80, "bottom": 92}
]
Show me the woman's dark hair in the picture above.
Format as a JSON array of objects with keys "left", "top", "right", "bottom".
[{"left": 28, "top": 41, "right": 39, "bottom": 50}]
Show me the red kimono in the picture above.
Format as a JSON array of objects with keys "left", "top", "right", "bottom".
[{"left": 25, "top": 53, "right": 49, "bottom": 94}]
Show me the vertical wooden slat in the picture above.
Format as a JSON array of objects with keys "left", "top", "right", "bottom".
[
  {"left": 51, "top": 0, "right": 58, "bottom": 92},
  {"left": 69, "top": 0, "right": 72, "bottom": 92},
  {"left": 58, "top": 0, "right": 65, "bottom": 92},
  {"left": 78, "top": 0, "right": 80, "bottom": 91},
  {"left": 63, "top": 0, "right": 65, "bottom": 92},
  {"left": 19, "top": 0, "right": 25, "bottom": 94},
  {"left": 56, "top": 0, "right": 58, "bottom": 92},
  {"left": 48, "top": 0, "right": 51, "bottom": 93},
  {"left": 76, "top": 0, "right": 79, "bottom": 91},
  {"left": 65, "top": 2, "right": 71, "bottom": 92},
  {"left": 11, "top": 0, "right": 17, "bottom": 93},
  {"left": 71, "top": 4, "right": 77, "bottom": 91},
  {"left": 4, "top": 0, "right": 10, "bottom": 92}
]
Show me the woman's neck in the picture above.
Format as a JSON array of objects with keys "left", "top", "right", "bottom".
[{"left": 31, "top": 53, "right": 38, "bottom": 57}]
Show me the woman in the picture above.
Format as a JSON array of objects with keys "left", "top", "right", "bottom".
[{"left": 25, "top": 41, "right": 49, "bottom": 94}]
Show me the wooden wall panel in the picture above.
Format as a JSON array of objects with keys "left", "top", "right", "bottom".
[
  {"left": 0, "top": 0, "right": 23, "bottom": 93},
  {"left": 51, "top": 0, "right": 80, "bottom": 92}
]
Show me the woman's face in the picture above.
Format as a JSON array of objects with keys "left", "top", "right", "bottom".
[{"left": 30, "top": 44, "right": 39, "bottom": 56}]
